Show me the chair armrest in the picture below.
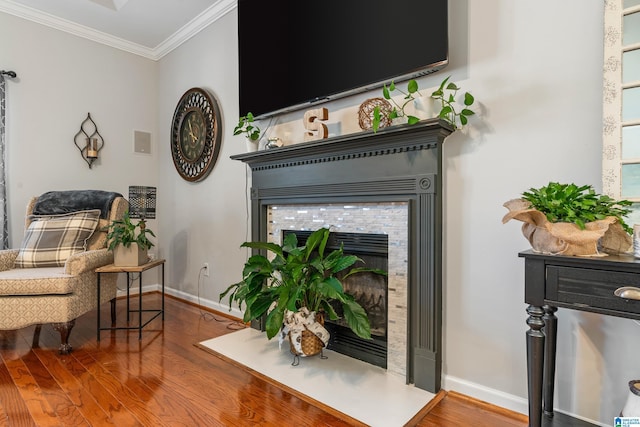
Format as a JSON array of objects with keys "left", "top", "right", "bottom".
[
  {"left": 0, "top": 249, "right": 18, "bottom": 272},
  {"left": 64, "top": 249, "right": 114, "bottom": 275}
]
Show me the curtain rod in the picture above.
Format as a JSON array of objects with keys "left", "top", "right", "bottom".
[{"left": 0, "top": 70, "right": 17, "bottom": 78}]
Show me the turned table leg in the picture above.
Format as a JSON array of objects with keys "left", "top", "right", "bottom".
[
  {"left": 526, "top": 305, "right": 545, "bottom": 427},
  {"left": 543, "top": 305, "right": 558, "bottom": 417}
]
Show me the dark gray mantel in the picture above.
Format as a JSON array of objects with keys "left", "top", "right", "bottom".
[{"left": 231, "top": 118, "right": 453, "bottom": 393}]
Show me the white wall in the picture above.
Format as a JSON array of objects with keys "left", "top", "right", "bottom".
[
  {"left": 441, "top": 2, "right": 626, "bottom": 423},
  {"left": 0, "top": 12, "right": 159, "bottom": 277},
  {"left": 446, "top": 2, "right": 638, "bottom": 423},
  {"left": 446, "top": 2, "right": 638, "bottom": 424},
  {"left": 2, "top": 1, "right": 634, "bottom": 425},
  {"left": 156, "top": 10, "right": 248, "bottom": 315}
]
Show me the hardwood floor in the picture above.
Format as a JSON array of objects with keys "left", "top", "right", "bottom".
[{"left": 0, "top": 293, "right": 528, "bottom": 426}]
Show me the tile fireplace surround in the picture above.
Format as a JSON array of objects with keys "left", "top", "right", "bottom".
[
  {"left": 268, "top": 202, "right": 407, "bottom": 376},
  {"left": 231, "top": 119, "right": 453, "bottom": 393}
]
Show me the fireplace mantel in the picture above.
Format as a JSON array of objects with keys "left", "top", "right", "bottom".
[
  {"left": 232, "top": 119, "right": 453, "bottom": 393},
  {"left": 231, "top": 118, "right": 453, "bottom": 169}
]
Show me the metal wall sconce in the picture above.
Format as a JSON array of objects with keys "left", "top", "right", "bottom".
[{"left": 73, "top": 113, "right": 104, "bottom": 168}]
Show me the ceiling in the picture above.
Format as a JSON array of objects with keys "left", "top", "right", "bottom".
[{"left": 0, "top": 0, "right": 236, "bottom": 60}]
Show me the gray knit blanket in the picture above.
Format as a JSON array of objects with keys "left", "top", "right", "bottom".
[{"left": 32, "top": 190, "right": 122, "bottom": 219}]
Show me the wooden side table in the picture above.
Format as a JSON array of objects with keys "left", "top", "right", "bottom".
[{"left": 96, "top": 258, "right": 165, "bottom": 341}]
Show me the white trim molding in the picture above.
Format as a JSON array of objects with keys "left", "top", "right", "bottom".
[
  {"left": 164, "top": 286, "right": 244, "bottom": 320},
  {"left": 153, "top": 0, "right": 237, "bottom": 60},
  {"left": 441, "top": 375, "right": 607, "bottom": 427},
  {"left": 118, "top": 283, "right": 244, "bottom": 320},
  {"left": 0, "top": 0, "right": 236, "bottom": 60}
]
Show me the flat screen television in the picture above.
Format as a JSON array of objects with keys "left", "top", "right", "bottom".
[{"left": 238, "top": 0, "right": 449, "bottom": 119}]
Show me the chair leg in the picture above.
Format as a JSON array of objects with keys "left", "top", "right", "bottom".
[
  {"left": 32, "top": 324, "right": 42, "bottom": 348},
  {"left": 52, "top": 320, "right": 75, "bottom": 355},
  {"left": 110, "top": 298, "right": 116, "bottom": 325}
]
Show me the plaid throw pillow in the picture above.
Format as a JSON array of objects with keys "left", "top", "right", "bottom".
[{"left": 14, "top": 210, "right": 101, "bottom": 268}]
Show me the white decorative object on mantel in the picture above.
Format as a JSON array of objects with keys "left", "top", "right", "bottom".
[
  {"left": 266, "top": 137, "right": 283, "bottom": 149},
  {"left": 303, "top": 107, "right": 329, "bottom": 142},
  {"left": 411, "top": 95, "right": 437, "bottom": 121},
  {"left": 245, "top": 137, "right": 259, "bottom": 152}
]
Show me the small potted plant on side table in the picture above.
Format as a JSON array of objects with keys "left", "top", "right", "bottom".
[{"left": 107, "top": 211, "right": 156, "bottom": 266}]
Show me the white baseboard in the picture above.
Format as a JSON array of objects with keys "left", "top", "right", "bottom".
[
  {"left": 442, "top": 374, "right": 528, "bottom": 415},
  {"left": 116, "top": 283, "right": 159, "bottom": 297},
  {"left": 165, "top": 287, "right": 244, "bottom": 319},
  {"left": 116, "top": 283, "right": 244, "bottom": 319},
  {"left": 442, "top": 375, "right": 606, "bottom": 427}
]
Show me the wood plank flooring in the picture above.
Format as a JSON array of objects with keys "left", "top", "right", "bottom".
[{"left": 0, "top": 293, "right": 529, "bottom": 426}]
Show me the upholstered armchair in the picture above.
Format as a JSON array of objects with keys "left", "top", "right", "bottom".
[{"left": 0, "top": 190, "right": 127, "bottom": 354}]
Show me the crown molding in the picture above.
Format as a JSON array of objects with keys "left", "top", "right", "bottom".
[
  {"left": 0, "top": 0, "right": 237, "bottom": 61},
  {"left": 153, "top": 0, "right": 236, "bottom": 60}
]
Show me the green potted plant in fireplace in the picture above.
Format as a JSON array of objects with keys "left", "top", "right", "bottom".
[
  {"left": 106, "top": 211, "right": 156, "bottom": 266},
  {"left": 220, "top": 227, "right": 386, "bottom": 358}
]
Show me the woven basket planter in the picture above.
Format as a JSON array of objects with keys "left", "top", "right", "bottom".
[
  {"left": 283, "top": 309, "right": 330, "bottom": 358},
  {"left": 288, "top": 313, "right": 325, "bottom": 357}
]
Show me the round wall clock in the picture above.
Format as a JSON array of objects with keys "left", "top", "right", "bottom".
[{"left": 171, "top": 87, "right": 222, "bottom": 182}]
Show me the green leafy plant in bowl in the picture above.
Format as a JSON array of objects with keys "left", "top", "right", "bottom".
[
  {"left": 521, "top": 182, "right": 632, "bottom": 233},
  {"left": 503, "top": 182, "right": 633, "bottom": 257}
]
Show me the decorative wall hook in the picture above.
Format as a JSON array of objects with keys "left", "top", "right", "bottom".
[{"left": 73, "top": 113, "right": 104, "bottom": 168}]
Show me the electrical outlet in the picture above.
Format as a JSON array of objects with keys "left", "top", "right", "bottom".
[{"left": 203, "top": 263, "right": 209, "bottom": 277}]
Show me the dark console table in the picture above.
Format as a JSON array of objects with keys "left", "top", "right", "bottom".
[{"left": 521, "top": 250, "right": 640, "bottom": 427}]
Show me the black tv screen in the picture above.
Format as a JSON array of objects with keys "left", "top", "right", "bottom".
[{"left": 238, "top": 0, "right": 448, "bottom": 119}]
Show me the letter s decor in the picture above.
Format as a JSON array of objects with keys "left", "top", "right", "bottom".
[{"left": 303, "top": 108, "right": 329, "bottom": 142}]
